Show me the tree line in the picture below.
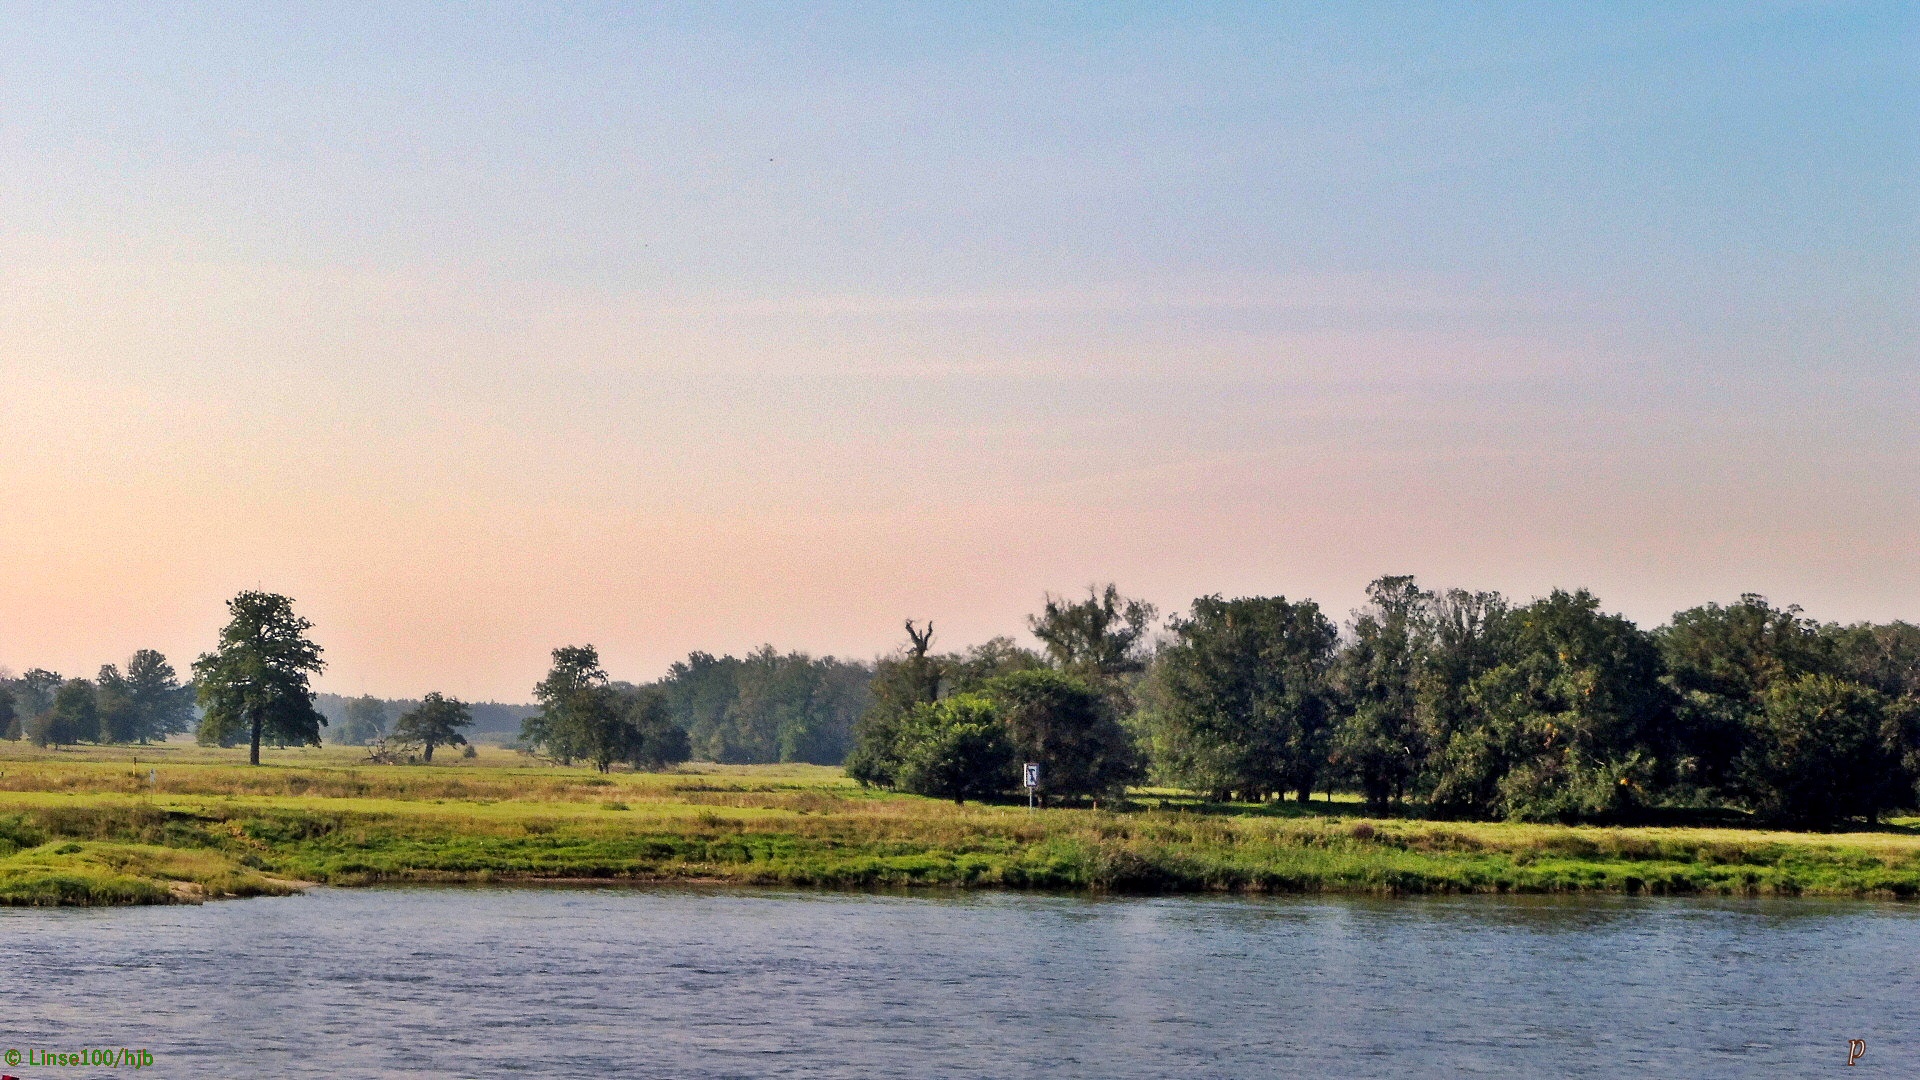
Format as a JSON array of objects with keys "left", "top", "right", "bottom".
[
  {"left": 317, "top": 694, "right": 537, "bottom": 746},
  {"left": 10, "top": 583, "right": 1917, "bottom": 831},
  {"left": 842, "top": 579, "right": 1920, "bottom": 829},
  {"left": 0, "top": 650, "right": 196, "bottom": 747}
]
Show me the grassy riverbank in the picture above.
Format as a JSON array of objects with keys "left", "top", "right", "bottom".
[{"left": 1, "top": 743, "right": 1918, "bottom": 905}]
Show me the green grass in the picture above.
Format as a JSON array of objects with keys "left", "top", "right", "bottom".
[{"left": 3, "top": 741, "right": 1919, "bottom": 904}]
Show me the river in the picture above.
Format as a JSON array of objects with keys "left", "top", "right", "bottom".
[{"left": 1, "top": 886, "right": 1914, "bottom": 1077}]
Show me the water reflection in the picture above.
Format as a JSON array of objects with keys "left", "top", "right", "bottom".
[{"left": 0, "top": 887, "right": 1912, "bottom": 1078}]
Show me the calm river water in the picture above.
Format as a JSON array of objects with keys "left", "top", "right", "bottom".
[{"left": 1, "top": 886, "right": 1915, "bottom": 1078}]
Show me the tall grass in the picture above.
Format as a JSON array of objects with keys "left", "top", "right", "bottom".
[{"left": 2, "top": 743, "right": 1917, "bottom": 904}]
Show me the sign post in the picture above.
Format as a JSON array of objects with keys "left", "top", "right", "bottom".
[{"left": 1024, "top": 762, "right": 1040, "bottom": 809}]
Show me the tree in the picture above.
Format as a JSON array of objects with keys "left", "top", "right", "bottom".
[
  {"left": 30, "top": 678, "right": 100, "bottom": 747},
  {"left": 391, "top": 692, "right": 473, "bottom": 763},
  {"left": 984, "top": 669, "right": 1139, "bottom": 802},
  {"left": 1659, "top": 595, "right": 1834, "bottom": 796},
  {"left": 894, "top": 694, "right": 1016, "bottom": 804},
  {"left": 1147, "top": 595, "right": 1339, "bottom": 802},
  {"left": 1331, "top": 575, "right": 1432, "bottom": 812},
  {"left": 193, "top": 591, "right": 328, "bottom": 765},
  {"left": 1736, "top": 674, "right": 1911, "bottom": 828},
  {"left": 523, "top": 645, "right": 622, "bottom": 768},
  {"left": 1829, "top": 621, "right": 1920, "bottom": 701},
  {"left": 845, "top": 621, "right": 944, "bottom": 788},
  {"left": 337, "top": 695, "right": 390, "bottom": 746},
  {"left": 1029, "top": 585, "right": 1157, "bottom": 677},
  {"left": 95, "top": 665, "right": 140, "bottom": 743},
  {"left": 616, "top": 689, "right": 693, "bottom": 771},
  {"left": 1436, "top": 590, "right": 1673, "bottom": 822},
  {"left": 125, "top": 650, "right": 195, "bottom": 743},
  {"left": 944, "top": 637, "right": 1047, "bottom": 694},
  {"left": 14, "top": 669, "right": 62, "bottom": 732},
  {"left": 1411, "top": 588, "right": 1513, "bottom": 812},
  {"left": 659, "top": 651, "right": 741, "bottom": 761}
]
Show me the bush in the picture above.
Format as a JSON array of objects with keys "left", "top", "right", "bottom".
[
  {"left": 894, "top": 695, "right": 1016, "bottom": 804},
  {"left": 1736, "top": 675, "right": 1908, "bottom": 828}
]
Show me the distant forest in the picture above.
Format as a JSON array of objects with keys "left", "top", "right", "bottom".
[
  {"left": 313, "top": 694, "right": 537, "bottom": 741},
  {"left": 8, "top": 578, "right": 1919, "bottom": 827},
  {"left": 314, "top": 646, "right": 871, "bottom": 764}
]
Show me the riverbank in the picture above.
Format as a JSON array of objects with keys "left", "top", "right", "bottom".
[{"left": 0, "top": 744, "right": 1916, "bottom": 905}]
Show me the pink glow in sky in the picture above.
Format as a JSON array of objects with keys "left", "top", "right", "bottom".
[{"left": 2, "top": 5, "right": 1913, "bottom": 700}]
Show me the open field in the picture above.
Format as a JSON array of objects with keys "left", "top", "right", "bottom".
[{"left": 1, "top": 742, "right": 1918, "bottom": 905}]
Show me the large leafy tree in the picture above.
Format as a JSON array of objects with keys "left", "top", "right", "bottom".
[
  {"left": 14, "top": 669, "right": 63, "bottom": 731},
  {"left": 1410, "top": 588, "right": 1513, "bottom": 810},
  {"left": 337, "top": 695, "right": 390, "bottom": 746},
  {"left": 894, "top": 695, "right": 1016, "bottom": 804},
  {"left": 1147, "top": 595, "right": 1339, "bottom": 802},
  {"left": 29, "top": 678, "right": 100, "bottom": 747},
  {"left": 1332, "top": 575, "right": 1433, "bottom": 812},
  {"left": 984, "top": 669, "right": 1139, "bottom": 803},
  {"left": 846, "top": 621, "right": 944, "bottom": 788},
  {"left": 1028, "top": 585, "right": 1157, "bottom": 678},
  {"left": 96, "top": 664, "right": 140, "bottom": 743},
  {"left": 1434, "top": 590, "right": 1673, "bottom": 822},
  {"left": 1659, "top": 595, "right": 1835, "bottom": 795},
  {"left": 524, "top": 645, "right": 620, "bottom": 768},
  {"left": 1736, "top": 674, "right": 1913, "bottom": 828},
  {"left": 616, "top": 689, "right": 693, "bottom": 771},
  {"left": 125, "top": 650, "right": 195, "bottom": 743},
  {"left": 392, "top": 692, "right": 473, "bottom": 763},
  {"left": 193, "top": 591, "right": 328, "bottom": 765}
]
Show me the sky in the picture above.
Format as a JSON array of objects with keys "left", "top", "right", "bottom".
[{"left": 1, "top": 2, "right": 1914, "bottom": 701}]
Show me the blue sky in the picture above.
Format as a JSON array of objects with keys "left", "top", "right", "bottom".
[{"left": 1, "top": 2, "right": 1913, "bottom": 698}]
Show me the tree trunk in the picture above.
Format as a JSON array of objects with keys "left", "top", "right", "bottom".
[
  {"left": 249, "top": 716, "right": 261, "bottom": 766},
  {"left": 423, "top": 742, "right": 434, "bottom": 763}
]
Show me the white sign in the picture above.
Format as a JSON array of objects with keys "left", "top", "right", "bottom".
[{"left": 1024, "top": 763, "right": 1040, "bottom": 788}]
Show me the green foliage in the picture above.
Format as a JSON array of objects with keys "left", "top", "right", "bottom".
[
  {"left": 1660, "top": 595, "right": 1834, "bottom": 794},
  {"left": 524, "top": 648, "right": 694, "bottom": 772},
  {"left": 846, "top": 621, "right": 942, "bottom": 788},
  {"left": 30, "top": 679, "right": 100, "bottom": 747},
  {"left": 943, "top": 637, "right": 1048, "bottom": 694},
  {"left": 983, "top": 669, "right": 1139, "bottom": 801},
  {"left": 1028, "top": 584, "right": 1157, "bottom": 677},
  {"left": 391, "top": 692, "right": 473, "bottom": 763},
  {"left": 1829, "top": 620, "right": 1920, "bottom": 700},
  {"left": 1736, "top": 675, "right": 1912, "bottom": 828},
  {"left": 523, "top": 645, "right": 616, "bottom": 767},
  {"left": 95, "top": 665, "right": 140, "bottom": 743},
  {"left": 1147, "top": 594, "right": 1338, "bottom": 802},
  {"left": 193, "top": 592, "right": 328, "bottom": 765},
  {"left": 1331, "top": 576, "right": 1430, "bottom": 811},
  {"left": 617, "top": 689, "right": 693, "bottom": 771},
  {"left": 124, "top": 650, "right": 194, "bottom": 743},
  {"left": 654, "top": 647, "right": 870, "bottom": 764},
  {"left": 1431, "top": 590, "right": 1673, "bottom": 822},
  {"left": 894, "top": 695, "right": 1016, "bottom": 803},
  {"left": 336, "top": 695, "right": 389, "bottom": 746},
  {"left": 12, "top": 669, "right": 63, "bottom": 741}
]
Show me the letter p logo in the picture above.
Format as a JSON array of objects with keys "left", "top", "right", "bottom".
[{"left": 1847, "top": 1039, "right": 1867, "bottom": 1065}]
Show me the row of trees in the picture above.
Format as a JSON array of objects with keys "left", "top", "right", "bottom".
[
  {"left": 12, "top": 584, "right": 1916, "bottom": 832},
  {"left": 651, "top": 648, "right": 870, "bottom": 765},
  {"left": 844, "top": 613, "right": 1140, "bottom": 803},
  {"left": 318, "top": 694, "right": 538, "bottom": 746},
  {"left": 518, "top": 646, "right": 692, "bottom": 772},
  {"left": 0, "top": 651, "right": 195, "bottom": 747},
  {"left": 842, "top": 581, "right": 1920, "bottom": 828}
]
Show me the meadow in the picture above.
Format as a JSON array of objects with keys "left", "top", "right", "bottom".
[{"left": 1, "top": 742, "right": 1918, "bottom": 905}]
